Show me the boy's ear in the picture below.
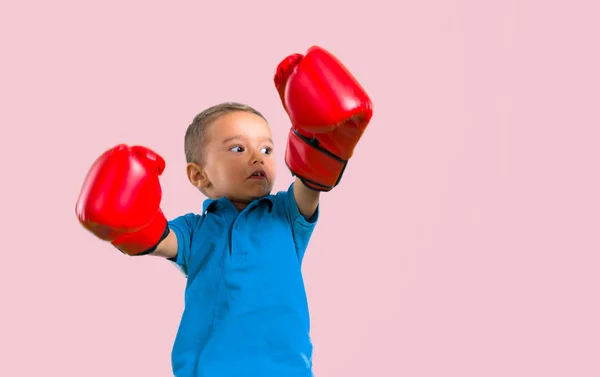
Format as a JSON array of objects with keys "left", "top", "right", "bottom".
[{"left": 186, "top": 162, "right": 210, "bottom": 189}]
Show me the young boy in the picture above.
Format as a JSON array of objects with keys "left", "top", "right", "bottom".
[{"left": 75, "top": 46, "right": 373, "bottom": 377}]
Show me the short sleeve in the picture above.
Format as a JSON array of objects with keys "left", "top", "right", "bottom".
[
  {"left": 167, "top": 212, "right": 203, "bottom": 276},
  {"left": 279, "top": 182, "right": 319, "bottom": 264}
]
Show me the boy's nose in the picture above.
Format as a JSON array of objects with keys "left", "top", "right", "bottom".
[{"left": 250, "top": 154, "right": 264, "bottom": 164}]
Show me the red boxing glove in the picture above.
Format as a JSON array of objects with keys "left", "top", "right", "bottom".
[
  {"left": 274, "top": 46, "right": 373, "bottom": 191},
  {"left": 75, "top": 144, "right": 169, "bottom": 256}
]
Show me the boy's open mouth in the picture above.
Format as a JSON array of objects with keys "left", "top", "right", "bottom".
[{"left": 248, "top": 169, "right": 267, "bottom": 179}]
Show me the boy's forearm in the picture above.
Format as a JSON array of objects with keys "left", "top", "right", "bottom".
[
  {"left": 149, "top": 228, "right": 179, "bottom": 260},
  {"left": 293, "top": 177, "right": 320, "bottom": 220}
]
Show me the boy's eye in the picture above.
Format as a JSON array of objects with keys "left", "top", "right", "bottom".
[
  {"left": 261, "top": 147, "right": 273, "bottom": 154},
  {"left": 230, "top": 146, "right": 244, "bottom": 153}
]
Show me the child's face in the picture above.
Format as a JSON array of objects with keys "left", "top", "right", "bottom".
[{"left": 199, "top": 111, "right": 276, "bottom": 204}]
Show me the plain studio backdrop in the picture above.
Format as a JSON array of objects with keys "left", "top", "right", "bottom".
[{"left": 1, "top": 0, "right": 599, "bottom": 376}]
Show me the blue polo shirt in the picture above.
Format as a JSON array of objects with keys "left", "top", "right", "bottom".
[{"left": 166, "top": 182, "right": 318, "bottom": 377}]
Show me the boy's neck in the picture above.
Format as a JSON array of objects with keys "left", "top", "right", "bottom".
[{"left": 230, "top": 201, "right": 248, "bottom": 212}]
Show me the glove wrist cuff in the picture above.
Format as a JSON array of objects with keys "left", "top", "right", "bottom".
[
  {"left": 285, "top": 128, "right": 348, "bottom": 192},
  {"left": 111, "top": 209, "right": 169, "bottom": 256}
]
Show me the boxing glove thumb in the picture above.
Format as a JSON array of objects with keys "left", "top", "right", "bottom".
[
  {"left": 130, "top": 145, "right": 166, "bottom": 175},
  {"left": 274, "top": 53, "right": 304, "bottom": 103}
]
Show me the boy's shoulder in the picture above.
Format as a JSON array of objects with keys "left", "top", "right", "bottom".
[{"left": 167, "top": 211, "right": 205, "bottom": 230}]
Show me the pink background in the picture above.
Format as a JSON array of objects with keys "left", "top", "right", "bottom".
[{"left": 2, "top": 0, "right": 599, "bottom": 376}]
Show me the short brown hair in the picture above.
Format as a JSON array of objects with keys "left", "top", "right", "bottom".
[{"left": 184, "top": 102, "right": 266, "bottom": 164}]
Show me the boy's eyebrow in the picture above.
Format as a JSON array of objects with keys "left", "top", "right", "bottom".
[
  {"left": 222, "top": 136, "right": 274, "bottom": 144},
  {"left": 222, "top": 136, "right": 242, "bottom": 144}
]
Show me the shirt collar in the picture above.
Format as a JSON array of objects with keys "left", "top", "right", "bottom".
[{"left": 202, "top": 194, "right": 275, "bottom": 214}]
